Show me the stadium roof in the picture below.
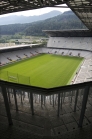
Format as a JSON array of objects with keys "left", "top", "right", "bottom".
[
  {"left": 67, "top": 0, "right": 92, "bottom": 30},
  {"left": 0, "top": 0, "right": 92, "bottom": 30},
  {"left": 0, "top": 44, "right": 31, "bottom": 52},
  {"left": 43, "top": 29, "right": 92, "bottom": 37},
  {"left": 0, "top": 44, "right": 41, "bottom": 51}
]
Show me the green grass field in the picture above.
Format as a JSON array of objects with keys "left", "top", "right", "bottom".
[{"left": 0, "top": 54, "right": 83, "bottom": 88}]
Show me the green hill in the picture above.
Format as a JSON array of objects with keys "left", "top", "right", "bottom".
[{"left": 0, "top": 11, "right": 86, "bottom": 36}]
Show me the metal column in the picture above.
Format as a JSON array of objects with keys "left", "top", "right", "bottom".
[
  {"left": 7, "top": 88, "right": 11, "bottom": 103},
  {"left": 41, "top": 95, "right": 43, "bottom": 107},
  {"left": 57, "top": 93, "right": 60, "bottom": 117},
  {"left": 30, "top": 92, "right": 34, "bottom": 115},
  {"left": 78, "top": 86, "right": 90, "bottom": 127},
  {"left": 44, "top": 95, "right": 45, "bottom": 106},
  {"left": 21, "top": 90, "right": 22, "bottom": 103},
  {"left": 61, "top": 93, "right": 62, "bottom": 109},
  {"left": 74, "top": 89, "right": 79, "bottom": 112},
  {"left": 1, "top": 85, "right": 13, "bottom": 125},
  {"left": 50, "top": 95, "right": 51, "bottom": 105},
  {"left": 53, "top": 95, "right": 54, "bottom": 107},
  {"left": 13, "top": 88, "right": 18, "bottom": 111}
]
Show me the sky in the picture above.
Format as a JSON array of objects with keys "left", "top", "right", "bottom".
[{"left": 0, "top": 4, "right": 70, "bottom": 17}]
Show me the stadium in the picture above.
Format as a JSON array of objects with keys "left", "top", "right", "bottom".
[
  {"left": 0, "top": 30, "right": 92, "bottom": 87},
  {"left": 0, "top": 0, "right": 92, "bottom": 139}
]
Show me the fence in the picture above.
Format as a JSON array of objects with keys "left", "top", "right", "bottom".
[
  {"left": 0, "top": 70, "right": 30, "bottom": 85},
  {"left": 0, "top": 79, "right": 92, "bottom": 128}
]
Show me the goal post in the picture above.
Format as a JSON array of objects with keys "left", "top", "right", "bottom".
[
  {"left": 8, "top": 72, "right": 19, "bottom": 83},
  {"left": 0, "top": 70, "right": 30, "bottom": 85}
]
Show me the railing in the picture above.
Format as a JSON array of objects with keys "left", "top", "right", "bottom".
[{"left": 0, "top": 79, "right": 92, "bottom": 128}]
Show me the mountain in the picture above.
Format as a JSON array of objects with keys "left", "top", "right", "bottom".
[
  {"left": 24, "top": 11, "right": 86, "bottom": 36},
  {"left": 0, "top": 11, "right": 86, "bottom": 36},
  {"left": 0, "top": 10, "right": 62, "bottom": 25}
]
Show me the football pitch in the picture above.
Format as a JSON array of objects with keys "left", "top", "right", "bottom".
[{"left": 0, "top": 54, "right": 83, "bottom": 88}]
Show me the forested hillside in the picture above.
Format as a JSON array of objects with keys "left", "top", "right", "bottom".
[
  {"left": 0, "top": 24, "right": 30, "bottom": 35},
  {"left": 0, "top": 10, "right": 61, "bottom": 25},
  {"left": 0, "top": 11, "right": 86, "bottom": 36}
]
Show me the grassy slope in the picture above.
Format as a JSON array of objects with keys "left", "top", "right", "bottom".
[{"left": 0, "top": 54, "right": 83, "bottom": 88}]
